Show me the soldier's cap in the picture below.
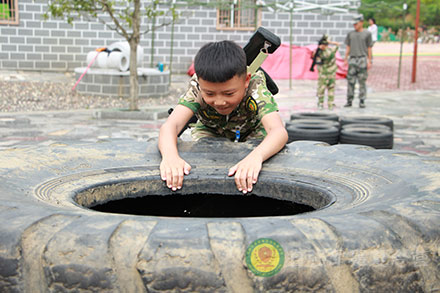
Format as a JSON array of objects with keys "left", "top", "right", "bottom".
[{"left": 353, "top": 15, "right": 364, "bottom": 24}]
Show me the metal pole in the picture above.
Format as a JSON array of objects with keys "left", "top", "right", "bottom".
[
  {"left": 230, "top": 0, "right": 235, "bottom": 28},
  {"left": 397, "top": 3, "right": 407, "bottom": 88},
  {"left": 289, "top": 1, "right": 293, "bottom": 90},
  {"left": 150, "top": 2, "right": 157, "bottom": 68},
  {"left": 411, "top": 0, "right": 420, "bottom": 83},
  {"left": 169, "top": 5, "right": 175, "bottom": 85}
]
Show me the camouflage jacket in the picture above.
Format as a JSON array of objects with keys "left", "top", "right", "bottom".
[
  {"left": 178, "top": 70, "right": 279, "bottom": 140},
  {"left": 318, "top": 45, "right": 339, "bottom": 76}
]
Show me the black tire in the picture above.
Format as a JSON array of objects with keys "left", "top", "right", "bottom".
[
  {"left": 340, "top": 116, "right": 394, "bottom": 130},
  {"left": 286, "top": 119, "right": 340, "bottom": 130},
  {"left": 290, "top": 112, "right": 339, "bottom": 121},
  {"left": 286, "top": 124, "right": 339, "bottom": 145},
  {"left": 340, "top": 127, "right": 394, "bottom": 149},
  {"left": 342, "top": 123, "right": 391, "bottom": 131},
  {"left": 1, "top": 140, "right": 439, "bottom": 292}
]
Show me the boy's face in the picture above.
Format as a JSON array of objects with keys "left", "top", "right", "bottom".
[{"left": 198, "top": 73, "right": 251, "bottom": 115}]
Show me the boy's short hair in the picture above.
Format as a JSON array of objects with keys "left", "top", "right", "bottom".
[{"left": 194, "top": 40, "right": 247, "bottom": 83}]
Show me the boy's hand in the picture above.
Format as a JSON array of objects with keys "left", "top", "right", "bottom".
[
  {"left": 160, "top": 156, "right": 191, "bottom": 191},
  {"left": 228, "top": 154, "right": 263, "bottom": 194}
]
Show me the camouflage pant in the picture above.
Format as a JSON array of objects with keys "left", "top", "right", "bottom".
[
  {"left": 346, "top": 56, "right": 368, "bottom": 103},
  {"left": 317, "top": 73, "right": 336, "bottom": 104},
  {"left": 190, "top": 122, "right": 266, "bottom": 142}
]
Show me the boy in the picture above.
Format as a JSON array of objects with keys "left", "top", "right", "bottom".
[
  {"left": 313, "top": 35, "right": 339, "bottom": 110},
  {"left": 158, "top": 40, "right": 288, "bottom": 194}
]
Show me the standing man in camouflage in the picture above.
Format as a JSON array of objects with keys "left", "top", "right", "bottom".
[
  {"left": 344, "top": 15, "right": 373, "bottom": 108},
  {"left": 314, "top": 35, "right": 340, "bottom": 110}
]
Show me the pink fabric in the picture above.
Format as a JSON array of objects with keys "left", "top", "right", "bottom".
[
  {"left": 187, "top": 43, "right": 347, "bottom": 80},
  {"left": 261, "top": 43, "right": 347, "bottom": 80},
  {"left": 187, "top": 62, "right": 195, "bottom": 76}
]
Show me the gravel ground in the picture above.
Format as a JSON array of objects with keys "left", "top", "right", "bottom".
[{"left": 0, "top": 73, "right": 188, "bottom": 112}]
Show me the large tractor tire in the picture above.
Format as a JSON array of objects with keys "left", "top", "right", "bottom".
[{"left": 0, "top": 139, "right": 439, "bottom": 292}]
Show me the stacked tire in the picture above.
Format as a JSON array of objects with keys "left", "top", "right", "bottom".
[
  {"left": 286, "top": 113, "right": 394, "bottom": 149},
  {"left": 286, "top": 113, "right": 340, "bottom": 145},
  {"left": 339, "top": 116, "right": 394, "bottom": 149}
]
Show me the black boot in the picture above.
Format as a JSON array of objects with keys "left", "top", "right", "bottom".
[
  {"left": 359, "top": 100, "right": 366, "bottom": 108},
  {"left": 344, "top": 102, "right": 352, "bottom": 107}
]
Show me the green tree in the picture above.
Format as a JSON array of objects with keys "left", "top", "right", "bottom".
[
  {"left": 418, "top": 0, "right": 440, "bottom": 26},
  {"left": 360, "top": 0, "right": 440, "bottom": 30},
  {"left": 45, "top": 0, "right": 177, "bottom": 111}
]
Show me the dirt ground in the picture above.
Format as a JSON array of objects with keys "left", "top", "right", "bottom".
[
  {"left": 368, "top": 42, "right": 440, "bottom": 91},
  {"left": 373, "top": 42, "right": 440, "bottom": 56}
]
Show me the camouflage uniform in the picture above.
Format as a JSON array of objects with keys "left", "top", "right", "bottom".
[
  {"left": 178, "top": 70, "right": 278, "bottom": 141},
  {"left": 345, "top": 30, "right": 372, "bottom": 106},
  {"left": 346, "top": 56, "right": 368, "bottom": 104},
  {"left": 316, "top": 45, "right": 339, "bottom": 109}
]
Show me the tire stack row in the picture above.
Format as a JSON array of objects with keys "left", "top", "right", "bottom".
[{"left": 286, "top": 113, "right": 394, "bottom": 149}]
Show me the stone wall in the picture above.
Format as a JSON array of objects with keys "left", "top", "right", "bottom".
[{"left": 73, "top": 68, "right": 170, "bottom": 98}]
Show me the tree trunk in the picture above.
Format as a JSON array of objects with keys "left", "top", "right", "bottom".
[
  {"left": 128, "top": 40, "right": 139, "bottom": 111},
  {"left": 128, "top": 0, "right": 141, "bottom": 111}
]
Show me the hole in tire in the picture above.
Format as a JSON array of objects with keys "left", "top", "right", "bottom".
[
  {"left": 74, "top": 178, "right": 334, "bottom": 218},
  {"left": 90, "top": 193, "right": 315, "bottom": 217}
]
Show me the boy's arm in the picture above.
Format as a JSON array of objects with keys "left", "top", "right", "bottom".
[
  {"left": 228, "top": 112, "right": 288, "bottom": 194},
  {"left": 158, "top": 104, "right": 195, "bottom": 191}
]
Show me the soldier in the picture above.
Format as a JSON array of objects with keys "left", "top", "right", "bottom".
[
  {"left": 158, "top": 40, "right": 288, "bottom": 194},
  {"left": 380, "top": 29, "right": 390, "bottom": 42},
  {"left": 313, "top": 35, "right": 340, "bottom": 110},
  {"left": 426, "top": 27, "right": 436, "bottom": 43},
  {"left": 397, "top": 28, "right": 404, "bottom": 42},
  {"left": 405, "top": 27, "right": 414, "bottom": 43},
  {"left": 344, "top": 15, "right": 373, "bottom": 108}
]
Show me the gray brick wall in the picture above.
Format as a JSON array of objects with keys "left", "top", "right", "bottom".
[{"left": 1, "top": 0, "right": 359, "bottom": 73}]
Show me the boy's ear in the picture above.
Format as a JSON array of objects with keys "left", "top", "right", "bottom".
[{"left": 245, "top": 72, "right": 251, "bottom": 88}]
